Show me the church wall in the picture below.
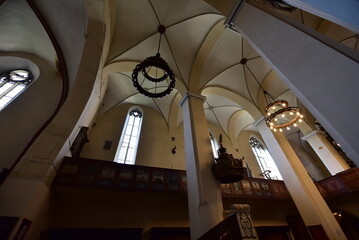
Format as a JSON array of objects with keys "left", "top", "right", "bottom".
[
  {"left": 286, "top": 131, "right": 331, "bottom": 181},
  {"left": 237, "top": 130, "right": 265, "bottom": 179},
  {"left": 81, "top": 104, "right": 260, "bottom": 172},
  {"left": 0, "top": 55, "right": 62, "bottom": 171},
  {"left": 81, "top": 104, "right": 187, "bottom": 170}
]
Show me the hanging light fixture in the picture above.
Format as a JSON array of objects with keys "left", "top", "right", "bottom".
[
  {"left": 263, "top": 90, "right": 303, "bottom": 132},
  {"left": 132, "top": 25, "right": 176, "bottom": 98},
  {"left": 240, "top": 58, "right": 304, "bottom": 132}
]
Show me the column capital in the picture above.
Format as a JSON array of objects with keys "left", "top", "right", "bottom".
[{"left": 179, "top": 92, "right": 206, "bottom": 107}]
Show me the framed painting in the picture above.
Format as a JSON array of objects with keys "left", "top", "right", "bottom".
[
  {"left": 241, "top": 180, "right": 253, "bottom": 195},
  {"left": 152, "top": 171, "right": 165, "bottom": 190},
  {"left": 99, "top": 166, "right": 117, "bottom": 186},
  {"left": 180, "top": 174, "right": 187, "bottom": 191},
  {"left": 168, "top": 173, "right": 180, "bottom": 191},
  {"left": 136, "top": 169, "right": 149, "bottom": 189}
]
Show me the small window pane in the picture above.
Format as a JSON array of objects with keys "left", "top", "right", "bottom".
[
  {"left": 0, "top": 83, "right": 13, "bottom": 95},
  {"left": 134, "top": 117, "right": 140, "bottom": 126},
  {"left": 0, "top": 97, "right": 11, "bottom": 109},
  {"left": 128, "top": 116, "right": 135, "bottom": 125},
  {"left": 6, "top": 85, "right": 24, "bottom": 97}
]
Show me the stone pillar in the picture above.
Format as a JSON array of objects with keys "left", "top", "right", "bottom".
[
  {"left": 180, "top": 92, "right": 224, "bottom": 240},
  {"left": 302, "top": 131, "right": 349, "bottom": 175},
  {"left": 232, "top": 2, "right": 359, "bottom": 167},
  {"left": 255, "top": 118, "right": 346, "bottom": 240},
  {"left": 285, "top": 0, "right": 359, "bottom": 33},
  {"left": 230, "top": 204, "right": 258, "bottom": 240}
]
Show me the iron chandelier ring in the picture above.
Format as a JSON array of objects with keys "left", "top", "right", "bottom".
[{"left": 132, "top": 54, "right": 176, "bottom": 98}]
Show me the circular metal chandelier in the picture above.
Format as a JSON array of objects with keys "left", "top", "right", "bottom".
[
  {"left": 264, "top": 95, "right": 304, "bottom": 132},
  {"left": 132, "top": 25, "right": 176, "bottom": 98},
  {"left": 239, "top": 57, "right": 304, "bottom": 132}
]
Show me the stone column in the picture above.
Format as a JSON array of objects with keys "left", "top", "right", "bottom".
[
  {"left": 232, "top": 2, "right": 359, "bottom": 167},
  {"left": 230, "top": 204, "right": 258, "bottom": 240},
  {"left": 180, "top": 92, "right": 224, "bottom": 240},
  {"left": 284, "top": 0, "right": 359, "bottom": 33},
  {"left": 255, "top": 118, "right": 346, "bottom": 240},
  {"left": 302, "top": 131, "right": 349, "bottom": 175}
]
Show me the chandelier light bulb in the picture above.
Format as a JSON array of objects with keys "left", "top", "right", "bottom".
[{"left": 264, "top": 99, "right": 303, "bottom": 133}]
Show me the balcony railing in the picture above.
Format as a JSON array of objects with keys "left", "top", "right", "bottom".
[{"left": 53, "top": 157, "right": 359, "bottom": 200}]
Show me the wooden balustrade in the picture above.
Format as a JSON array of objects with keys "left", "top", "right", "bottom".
[{"left": 54, "top": 157, "right": 359, "bottom": 200}]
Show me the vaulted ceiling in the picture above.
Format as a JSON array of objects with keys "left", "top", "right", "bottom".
[{"left": 1, "top": 0, "right": 357, "bottom": 141}]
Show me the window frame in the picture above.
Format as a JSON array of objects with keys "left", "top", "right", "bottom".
[
  {"left": 249, "top": 136, "right": 282, "bottom": 180},
  {"left": 209, "top": 131, "right": 219, "bottom": 158},
  {"left": 0, "top": 69, "right": 33, "bottom": 111},
  {"left": 114, "top": 107, "right": 143, "bottom": 165}
]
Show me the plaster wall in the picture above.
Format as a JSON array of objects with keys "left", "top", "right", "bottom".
[
  {"left": 0, "top": 177, "right": 50, "bottom": 240},
  {"left": 81, "top": 105, "right": 187, "bottom": 170},
  {"left": 234, "top": 3, "right": 359, "bottom": 167},
  {"left": 81, "top": 105, "right": 257, "bottom": 172},
  {"left": 0, "top": 55, "right": 61, "bottom": 170},
  {"left": 286, "top": 131, "right": 330, "bottom": 181},
  {"left": 237, "top": 130, "right": 265, "bottom": 179},
  {"left": 285, "top": 0, "right": 359, "bottom": 33},
  {"left": 32, "top": 0, "right": 86, "bottom": 88}
]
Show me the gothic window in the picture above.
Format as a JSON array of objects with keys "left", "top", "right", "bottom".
[
  {"left": 210, "top": 131, "right": 219, "bottom": 158},
  {"left": 0, "top": 70, "right": 33, "bottom": 110},
  {"left": 249, "top": 137, "right": 282, "bottom": 180},
  {"left": 114, "top": 109, "right": 143, "bottom": 165}
]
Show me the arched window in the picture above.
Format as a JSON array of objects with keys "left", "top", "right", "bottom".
[
  {"left": 114, "top": 108, "right": 143, "bottom": 165},
  {"left": 0, "top": 69, "right": 33, "bottom": 110},
  {"left": 209, "top": 131, "right": 219, "bottom": 158},
  {"left": 249, "top": 137, "right": 282, "bottom": 180}
]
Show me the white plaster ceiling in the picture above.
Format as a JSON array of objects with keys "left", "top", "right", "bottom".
[
  {"left": 0, "top": 0, "right": 57, "bottom": 69},
  {"left": 0, "top": 0, "right": 321, "bottom": 141},
  {"left": 101, "top": 0, "right": 287, "bottom": 139}
]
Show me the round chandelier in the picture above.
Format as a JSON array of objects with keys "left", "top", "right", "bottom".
[
  {"left": 132, "top": 25, "right": 176, "bottom": 98},
  {"left": 264, "top": 96, "right": 304, "bottom": 132},
  {"left": 239, "top": 57, "right": 304, "bottom": 132}
]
